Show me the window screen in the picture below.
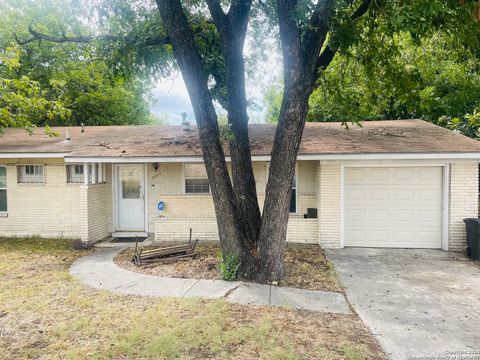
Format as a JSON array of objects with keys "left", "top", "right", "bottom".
[
  {"left": 184, "top": 164, "right": 210, "bottom": 194},
  {"left": 17, "top": 165, "right": 44, "bottom": 184},
  {"left": 185, "top": 178, "right": 210, "bottom": 193},
  {"left": 66, "top": 165, "right": 84, "bottom": 183}
]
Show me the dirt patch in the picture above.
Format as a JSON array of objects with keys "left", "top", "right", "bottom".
[{"left": 114, "top": 245, "right": 342, "bottom": 292}]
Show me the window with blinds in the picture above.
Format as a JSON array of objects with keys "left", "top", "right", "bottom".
[{"left": 184, "top": 163, "right": 210, "bottom": 194}]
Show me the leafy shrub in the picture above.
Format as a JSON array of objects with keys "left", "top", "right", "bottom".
[{"left": 217, "top": 253, "right": 241, "bottom": 281}]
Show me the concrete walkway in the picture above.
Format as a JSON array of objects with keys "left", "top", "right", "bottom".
[
  {"left": 70, "top": 247, "right": 351, "bottom": 314},
  {"left": 327, "top": 248, "right": 480, "bottom": 360}
]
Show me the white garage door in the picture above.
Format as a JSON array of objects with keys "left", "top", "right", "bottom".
[{"left": 344, "top": 167, "right": 443, "bottom": 248}]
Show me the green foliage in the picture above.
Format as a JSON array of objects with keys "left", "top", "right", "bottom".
[
  {"left": 263, "top": 1, "right": 480, "bottom": 134},
  {"left": 437, "top": 110, "right": 480, "bottom": 140},
  {"left": 219, "top": 123, "right": 235, "bottom": 143},
  {"left": 264, "top": 81, "right": 283, "bottom": 124},
  {"left": 0, "top": 0, "right": 158, "bottom": 131},
  {"left": 217, "top": 252, "right": 241, "bottom": 281},
  {"left": 0, "top": 46, "right": 70, "bottom": 133},
  {"left": 306, "top": 31, "right": 480, "bottom": 137}
]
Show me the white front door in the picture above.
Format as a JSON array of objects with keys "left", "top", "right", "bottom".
[
  {"left": 116, "top": 164, "right": 145, "bottom": 231},
  {"left": 344, "top": 166, "right": 443, "bottom": 248}
]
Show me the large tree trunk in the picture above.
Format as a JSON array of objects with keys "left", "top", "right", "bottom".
[
  {"left": 256, "top": 86, "right": 311, "bottom": 282},
  {"left": 255, "top": 0, "right": 315, "bottom": 282},
  {"left": 155, "top": 0, "right": 247, "bottom": 257},
  {"left": 204, "top": 0, "right": 261, "bottom": 277},
  {"left": 225, "top": 43, "right": 262, "bottom": 275},
  {"left": 156, "top": 0, "right": 341, "bottom": 283}
]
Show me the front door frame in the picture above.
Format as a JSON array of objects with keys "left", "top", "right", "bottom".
[{"left": 112, "top": 163, "right": 148, "bottom": 234}]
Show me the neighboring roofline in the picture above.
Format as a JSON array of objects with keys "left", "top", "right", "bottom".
[
  {"left": 0, "top": 152, "right": 68, "bottom": 158},
  {"left": 60, "top": 152, "right": 480, "bottom": 163}
]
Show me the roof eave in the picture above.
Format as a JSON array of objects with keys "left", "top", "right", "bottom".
[{"left": 60, "top": 152, "right": 480, "bottom": 163}]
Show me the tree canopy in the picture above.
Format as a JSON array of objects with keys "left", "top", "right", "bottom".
[
  {"left": 0, "top": 0, "right": 161, "bottom": 131},
  {"left": 264, "top": 3, "right": 480, "bottom": 137}
]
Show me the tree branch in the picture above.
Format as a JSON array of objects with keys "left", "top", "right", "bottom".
[
  {"left": 314, "top": 44, "right": 336, "bottom": 74},
  {"left": 15, "top": 25, "right": 170, "bottom": 47},
  {"left": 228, "top": 0, "right": 253, "bottom": 29},
  {"left": 302, "top": 0, "right": 336, "bottom": 62},
  {"left": 205, "top": 0, "right": 227, "bottom": 28},
  {"left": 351, "top": 0, "right": 371, "bottom": 21},
  {"left": 312, "top": 0, "right": 372, "bottom": 79}
]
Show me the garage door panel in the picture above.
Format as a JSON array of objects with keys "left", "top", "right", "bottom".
[
  {"left": 419, "top": 167, "right": 442, "bottom": 180},
  {"left": 418, "top": 209, "right": 441, "bottom": 222},
  {"left": 369, "top": 168, "right": 390, "bottom": 182},
  {"left": 345, "top": 168, "right": 368, "bottom": 182},
  {"left": 393, "top": 209, "right": 415, "bottom": 222},
  {"left": 368, "top": 209, "right": 390, "bottom": 221},
  {"left": 393, "top": 231, "right": 415, "bottom": 243},
  {"left": 394, "top": 189, "right": 415, "bottom": 201},
  {"left": 394, "top": 168, "right": 416, "bottom": 181},
  {"left": 370, "top": 189, "right": 390, "bottom": 201},
  {"left": 346, "top": 230, "right": 365, "bottom": 242},
  {"left": 419, "top": 189, "right": 441, "bottom": 201},
  {"left": 345, "top": 188, "right": 367, "bottom": 201},
  {"left": 344, "top": 167, "right": 442, "bottom": 249},
  {"left": 345, "top": 208, "right": 367, "bottom": 221}
]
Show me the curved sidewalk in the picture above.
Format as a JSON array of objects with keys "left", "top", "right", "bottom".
[{"left": 70, "top": 247, "right": 351, "bottom": 314}]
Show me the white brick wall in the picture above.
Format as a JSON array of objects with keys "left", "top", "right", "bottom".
[
  {"left": 448, "top": 161, "right": 479, "bottom": 251},
  {"left": 0, "top": 159, "right": 82, "bottom": 239},
  {"left": 155, "top": 216, "right": 318, "bottom": 244},
  {"left": 80, "top": 184, "right": 110, "bottom": 243},
  {"left": 317, "top": 161, "right": 342, "bottom": 248},
  {"left": 0, "top": 158, "right": 112, "bottom": 243}
]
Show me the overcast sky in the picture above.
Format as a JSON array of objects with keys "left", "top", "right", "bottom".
[
  {"left": 150, "top": 39, "right": 283, "bottom": 125},
  {"left": 150, "top": 73, "right": 194, "bottom": 125}
]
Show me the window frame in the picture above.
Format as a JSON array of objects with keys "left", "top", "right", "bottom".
[
  {"left": 0, "top": 165, "right": 7, "bottom": 213},
  {"left": 183, "top": 163, "right": 211, "bottom": 194},
  {"left": 16, "top": 164, "right": 45, "bottom": 184},
  {"left": 66, "top": 164, "right": 84, "bottom": 184}
]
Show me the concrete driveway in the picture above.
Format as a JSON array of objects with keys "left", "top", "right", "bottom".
[{"left": 327, "top": 248, "right": 480, "bottom": 360}]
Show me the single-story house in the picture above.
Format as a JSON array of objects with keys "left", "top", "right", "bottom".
[{"left": 0, "top": 119, "right": 478, "bottom": 251}]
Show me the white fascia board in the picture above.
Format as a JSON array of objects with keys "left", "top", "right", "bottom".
[
  {"left": 0, "top": 152, "right": 68, "bottom": 158},
  {"left": 64, "top": 152, "right": 480, "bottom": 163},
  {"left": 296, "top": 153, "right": 480, "bottom": 160},
  {"left": 65, "top": 156, "right": 265, "bottom": 163},
  {"left": 65, "top": 156, "right": 205, "bottom": 163}
]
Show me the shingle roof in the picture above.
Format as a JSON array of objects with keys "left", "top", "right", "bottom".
[{"left": 1, "top": 119, "right": 480, "bottom": 157}]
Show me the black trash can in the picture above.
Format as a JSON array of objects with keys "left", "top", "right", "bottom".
[{"left": 463, "top": 218, "right": 480, "bottom": 260}]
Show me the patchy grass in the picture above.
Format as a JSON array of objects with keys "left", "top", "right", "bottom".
[
  {"left": 0, "top": 237, "right": 387, "bottom": 359},
  {"left": 116, "top": 245, "right": 342, "bottom": 292}
]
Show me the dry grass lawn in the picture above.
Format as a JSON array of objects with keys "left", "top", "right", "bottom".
[
  {"left": 115, "top": 245, "right": 342, "bottom": 292},
  {"left": 0, "top": 237, "right": 387, "bottom": 359}
]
